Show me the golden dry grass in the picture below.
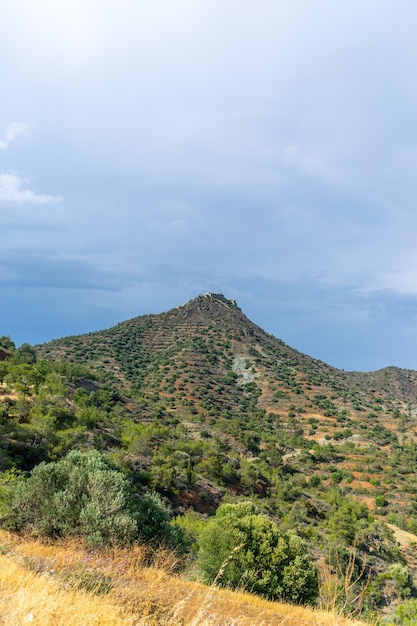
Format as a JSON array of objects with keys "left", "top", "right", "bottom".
[{"left": 0, "top": 530, "right": 370, "bottom": 626}]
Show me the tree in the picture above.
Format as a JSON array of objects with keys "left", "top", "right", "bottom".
[
  {"left": 4, "top": 363, "right": 42, "bottom": 397},
  {"left": 0, "top": 336, "right": 15, "bottom": 351},
  {"left": 11, "top": 343, "right": 37, "bottom": 365},
  {"left": 327, "top": 498, "right": 369, "bottom": 545},
  {"left": 197, "top": 501, "right": 318, "bottom": 604},
  {"left": 29, "top": 372, "right": 74, "bottom": 434}
]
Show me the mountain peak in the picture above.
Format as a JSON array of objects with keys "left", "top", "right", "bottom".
[
  {"left": 170, "top": 293, "right": 247, "bottom": 326},
  {"left": 188, "top": 292, "right": 238, "bottom": 308}
]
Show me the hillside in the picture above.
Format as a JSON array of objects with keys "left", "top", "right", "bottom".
[
  {"left": 1, "top": 292, "right": 417, "bottom": 622},
  {"left": 38, "top": 293, "right": 417, "bottom": 514},
  {"left": 39, "top": 291, "right": 417, "bottom": 406}
]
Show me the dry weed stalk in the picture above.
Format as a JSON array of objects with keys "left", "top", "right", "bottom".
[
  {"left": 187, "top": 543, "right": 244, "bottom": 625},
  {"left": 318, "top": 539, "right": 370, "bottom": 620}
]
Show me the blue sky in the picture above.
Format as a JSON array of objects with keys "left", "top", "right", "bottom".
[{"left": 2, "top": 1, "right": 417, "bottom": 372}]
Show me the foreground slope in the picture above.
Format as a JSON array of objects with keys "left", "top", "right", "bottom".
[{"left": 0, "top": 530, "right": 368, "bottom": 626}]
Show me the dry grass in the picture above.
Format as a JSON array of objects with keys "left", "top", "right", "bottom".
[{"left": 0, "top": 530, "right": 370, "bottom": 626}]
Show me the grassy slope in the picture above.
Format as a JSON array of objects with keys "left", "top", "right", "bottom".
[{"left": 0, "top": 530, "right": 368, "bottom": 626}]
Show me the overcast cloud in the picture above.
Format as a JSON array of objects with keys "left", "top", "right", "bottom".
[{"left": 2, "top": 1, "right": 417, "bottom": 371}]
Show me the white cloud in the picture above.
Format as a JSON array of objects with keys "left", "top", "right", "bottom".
[
  {"left": 0, "top": 172, "right": 61, "bottom": 205},
  {"left": 0, "top": 123, "right": 30, "bottom": 150}
]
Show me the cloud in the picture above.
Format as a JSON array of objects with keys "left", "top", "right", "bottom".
[
  {"left": 0, "top": 252, "right": 118, "bottom": 291},
  {"left": 0, "top": 123, "right": 61, "bottom": 207},
  {"left": 2, "top": 1, "right": 417, "bottom": 369},
  {"left": 0, "top": 123, "right": 30, "bottom": 149},
  {"left": 0, "top": 172, "right": 61, "bottom": 205}
]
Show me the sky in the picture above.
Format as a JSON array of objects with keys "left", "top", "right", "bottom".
[{"left": 2, "top": 1, "right": 417, "bottom": 372}]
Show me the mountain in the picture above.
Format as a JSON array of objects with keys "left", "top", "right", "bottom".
[
  {"left": 36, "top": 292, "right": 417, "bottom": 513},
  {"left": 39, "top": 291, "right": 417, "bottom": 411}
]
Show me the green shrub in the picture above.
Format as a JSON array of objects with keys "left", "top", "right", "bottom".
[
  {"left": 6, "top": 450, "right": 138, "bottom": 546},
  {"left": 197, "top": 501, "right": 318, "bottom": 604},
  {"left": 3, "top": 450, "right": 183, "bottom": 549},
  {"left": 394, "top": 598, "right": 417, "bottom": 624},
  {"left": 135, "top": 491, "right": 184, "bottom": 549},
  {"left": 0, "top": 469, "right": 25, "bottom": 520},
  {"left": 375, "top": 494, "right": 387, "bottom": 508},
  {"left": 388, "top": 563, "right": 413, "bottom": 598},
  {"left": 309, "top": 475, "right": 321, "bottom": 488}
]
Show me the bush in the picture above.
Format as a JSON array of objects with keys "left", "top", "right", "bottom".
[
  {"left": 388, "top": 563, "right": 413, "bottom": 599},
  {"left": 197, "top": 501, "right": 318, "bottom": 604},
  {"left": 3, "top": 449, "right": 183, "bottom": 549},
  {"left": 136, "top": 491, "right": 185, "bottom": 549},
  {"left": 6, "top": 450, "right": 137, "bottom": 546},
  {"left": 394, "top": 597, "right": 417, "bottom": 624},
  {"left": 375, "top": 494, "right": 387, "bottom": 508}
]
